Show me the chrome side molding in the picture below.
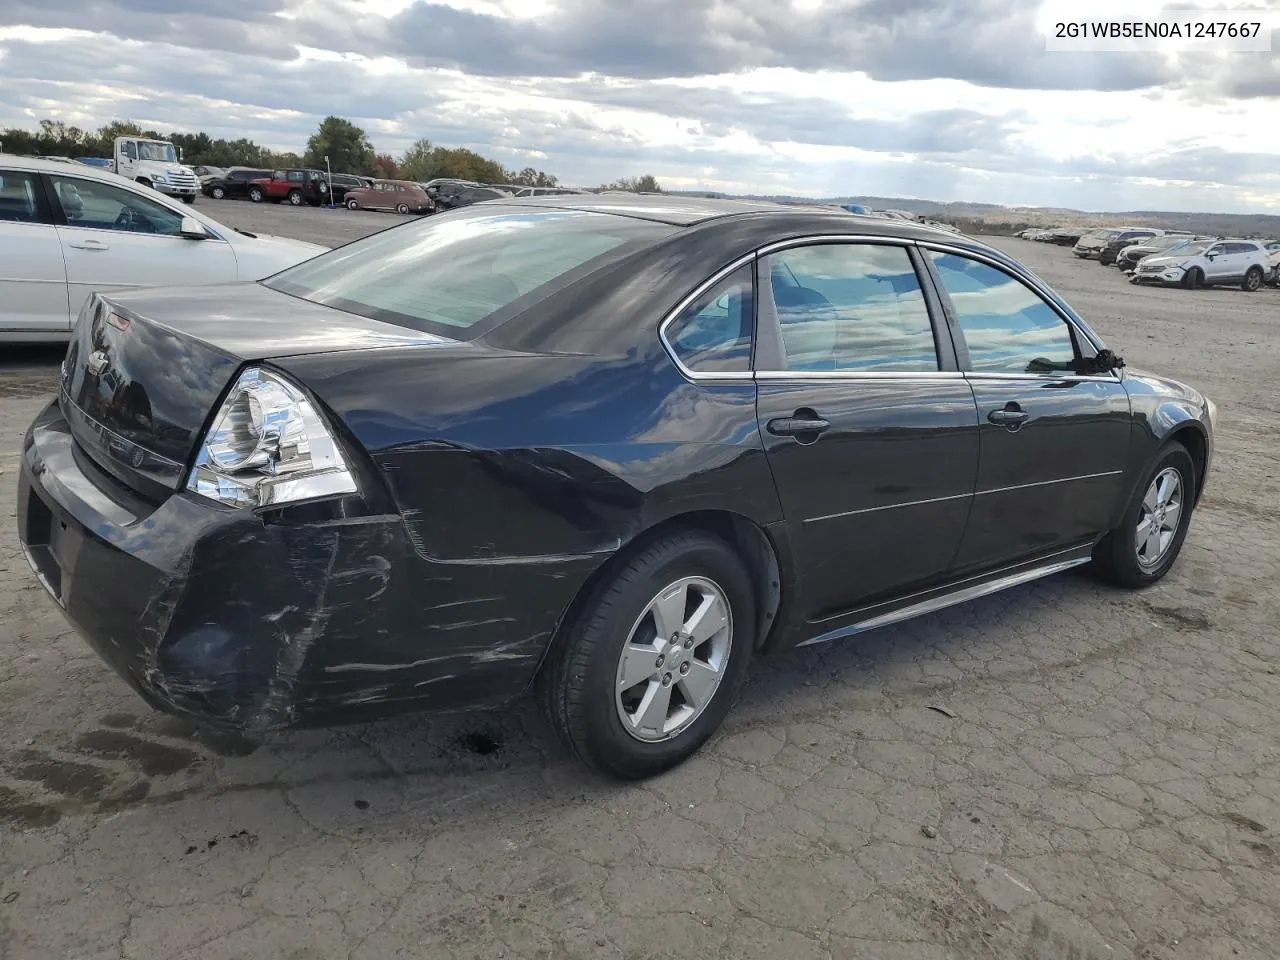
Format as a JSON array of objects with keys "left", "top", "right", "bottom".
[{"left": 798, "top": 546, "right": 1095, "bottom": 647}]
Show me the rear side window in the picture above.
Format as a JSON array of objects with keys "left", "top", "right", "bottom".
[
  {"left": 0, "top": 171, "right": 47, "bottom": 223},
  {"left": 762, "top": 243, "right": 939, "bottom": 373},
  {"left": 267, "top": 208, "right": 675, "bottom": 337},
  {"left": 665, "top": 265, "right": 753, "bottom": 373}
]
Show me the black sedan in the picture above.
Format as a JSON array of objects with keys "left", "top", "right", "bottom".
[{"left": 16, "top": 196, "right": 1216, "bottom": 779}]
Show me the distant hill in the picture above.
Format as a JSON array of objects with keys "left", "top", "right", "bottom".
[{"left": 665, "top": 190, "right": 1280, "bottom": 238}]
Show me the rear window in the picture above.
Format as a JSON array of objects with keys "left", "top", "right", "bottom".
[{"left": 265, "top": 207, "right": 675, "bottom": 337}]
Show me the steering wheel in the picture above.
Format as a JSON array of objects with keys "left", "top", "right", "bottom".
[{"left": 113, "top": 206, "right": 156, "bottom": 233}]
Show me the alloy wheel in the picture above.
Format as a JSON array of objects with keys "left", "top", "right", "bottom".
[
  {"left": 1135, "top": 467, "right": 1183, "bottom": 568},
  {"left": 615, "top": 576, "right": 733, "bottom": 742}
]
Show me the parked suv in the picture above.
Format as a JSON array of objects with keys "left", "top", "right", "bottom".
[
  {"left": 1115, "top": 235, "right": 1205, "bottom": 272},
  {"left": 202, "top": 168, "right": 273, "bottom": 200},
  {"left": 323, "top": 172, "right": 373, "bottom": 205},
  {"left": 1131, "top": 239, "right": 1270, "bottom": 290},
  {"left": 248, "top": 169, "right": 330, "bottom": 206},
  {"left": 1098, "top": 228, "right": 1165, "bottom": 266}
]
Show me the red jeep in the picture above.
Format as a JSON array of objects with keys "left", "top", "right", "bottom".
[{"left": 247, "top": 169, "right": 330, "bottom": 206}]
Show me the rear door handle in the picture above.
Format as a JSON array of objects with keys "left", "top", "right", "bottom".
[
  {"left": 68, "top": 240, "right": 108, "bottom": 251},
  {"left": 767, "top": 415, "right": 831, "bottom": 438}
]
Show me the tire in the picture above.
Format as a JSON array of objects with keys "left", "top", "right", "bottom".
[
  {"left": 181, "top": 195, "right": 195, "bottom": 205},
  {"left": 1091, "top": 442, "right": 1197, "bottom": 589},
  {"left": 248, "top": 187, "right": 264, "bottom": 203},
  {"left": 287, "top": 190, "right": 303, "bottom": 206},
  {"left": 1242, "top": 266, "right": 1263, "bottom": 292},
  {"left": 346, "top": 198, "right": 359, "bottom": 210},
  {"left": 396, "top": 203, "right": 410, "bottom": 215},
  {"left": 211, "top": 186, "right": 225, "bottom": 200},
  {"left": 1181, "top": 267, "right": 1204, "bottom": 290},
  {"left": 538, "top": 530, "right": 756, "bottom": 780}
]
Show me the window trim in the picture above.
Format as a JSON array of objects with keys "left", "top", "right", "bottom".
[
  {"left": 657, "top": 234, "right": 1121, "bottom": 385},
  {"left": 658, "top": 234, "right": 967, "bottom": 383}
]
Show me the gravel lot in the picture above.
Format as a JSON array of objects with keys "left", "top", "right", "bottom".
[{"left": 2, "top": 202, "right": 1278, "bottom": 960}]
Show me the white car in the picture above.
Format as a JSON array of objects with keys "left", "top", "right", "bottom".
[
  {"left": 1130, "top": 238, "right": 1272, "bottom": 291},
  {"left": 1263, "top": 241, "right": 1280, "bottom": 286},
  {"left": 0, "top": 156, "right": 327, "bottom": 342}
]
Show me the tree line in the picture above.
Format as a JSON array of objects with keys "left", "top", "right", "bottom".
[{"left": 0, "top": 116, "right": 661, "bottom": 193}]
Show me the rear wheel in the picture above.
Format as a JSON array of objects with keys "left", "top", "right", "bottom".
[
  {"left": 538, "top": 530, "right": 755, "bottom": 780},
  {"left": 248, "top": 186, "right": 264, "bottom": 203},
  {"left": 1091, "top": 443, "right": 1196, "bottom": 588},
  {"left": 1181, "top": 267, "right": 1204, "bottom": 290},
  {"left": 287, "top": 190, "right": 303, "bottom": 206},
  {"left": 1243, "top": 266, "right": 1263, "bottom": 291}
]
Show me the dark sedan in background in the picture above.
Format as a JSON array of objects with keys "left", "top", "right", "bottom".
[{"left": 17, "top": 197, "right": 1215, "bottom": 779}]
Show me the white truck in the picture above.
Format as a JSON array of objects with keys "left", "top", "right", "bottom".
[{"left": 112, "top": 136, "right": 200, "bottom": 204}]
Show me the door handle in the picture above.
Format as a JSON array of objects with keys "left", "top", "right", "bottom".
[
  {"left": 68, "top": 240, "right": 108, "bottom": 251},
  {"left": 987, "top": 404, "right": 1030, "bottom": 430},
  {"left": 767, "top": 413, "right": 831, "bottom": 438}
]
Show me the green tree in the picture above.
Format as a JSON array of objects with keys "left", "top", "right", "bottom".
[
  {"left": 396, "top": 138, "right": 515, "bottom": 184},
  {"left": 599, "top": 174, "right": 661, "bottom": 193},
  {"left": 303, "top": 116, "right": 376, "bottom": 176},
  {"left": 507, "top": 166, "right": 559, "bottom": 187},
  {"left": 396, "top": 138, "right": 435, "bottom": 180}
]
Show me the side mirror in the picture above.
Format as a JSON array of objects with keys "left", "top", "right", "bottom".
[
  {"left": 179, "top": 216, "right": 208, "bottom": 240},
  {"left": 1091, "top": 349, "right": 1125, "bottom": 373}
]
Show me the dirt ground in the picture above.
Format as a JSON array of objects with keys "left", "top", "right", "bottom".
[{"left": 1, "top": 204, "right": 1278, "bottom": 960}]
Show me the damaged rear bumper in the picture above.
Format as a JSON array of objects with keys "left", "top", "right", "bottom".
[{"left": 17, "top": 400, "right": 594, "bottom": 732}]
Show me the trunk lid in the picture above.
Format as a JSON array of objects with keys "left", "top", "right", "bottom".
[{"left": 60, "top": 283, "right": 449, "bottom": 498}]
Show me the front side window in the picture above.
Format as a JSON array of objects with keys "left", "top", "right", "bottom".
[
  {"left": 928, "top": 251, "right": 1078, "bottom": 375},
  {"left": 266, "top": 208, "right": 675, "bottom": 337},
  {"left": 50, "top": 174, "right": 184, "bottom": 236},
  {"left": 665, "top": 265, "right": 753, "bottom": 373},
  {"left": 763, "top": 243, "right": 938, "bottom": 373}
]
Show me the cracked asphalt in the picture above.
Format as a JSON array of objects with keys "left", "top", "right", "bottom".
[{"left": 2, "top": 204, "right": 1278, "bottom": 960}]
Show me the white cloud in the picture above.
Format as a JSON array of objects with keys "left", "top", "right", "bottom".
[{"left": 0, "top": 0, "right": 1277, "bottom": 212}]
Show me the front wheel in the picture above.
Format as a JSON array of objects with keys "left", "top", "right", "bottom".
[
  {"left": 181, "top": 195, "right": 195, "bottom": 205},
  {"left": 1091, "top": 443, "right": 1197, "bottom": 588},
  {"left": 1181, "top": 267, "right": 1204, "bottom": 290},
  {"left": 538, "top": 530, "right": 755, "bottom": 780},
  {"left": 396, "top": 202, "right": 410, "bottom": 214},
  {"left": 345, "top": 198, "right": 359, "bottom": 210},
  {"left": 248, "top": 187, "right": 264, "bottom": 203},
  {"left": 211, "top": 186, "right": 226, "bottom": 199},
  {"left": 1243, "top": 266, "right": 1263, "bottom": 291}
]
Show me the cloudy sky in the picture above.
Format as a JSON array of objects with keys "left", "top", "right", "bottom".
[{"left": 0, "top": 0, "right": 1277, "bottom": 212}]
